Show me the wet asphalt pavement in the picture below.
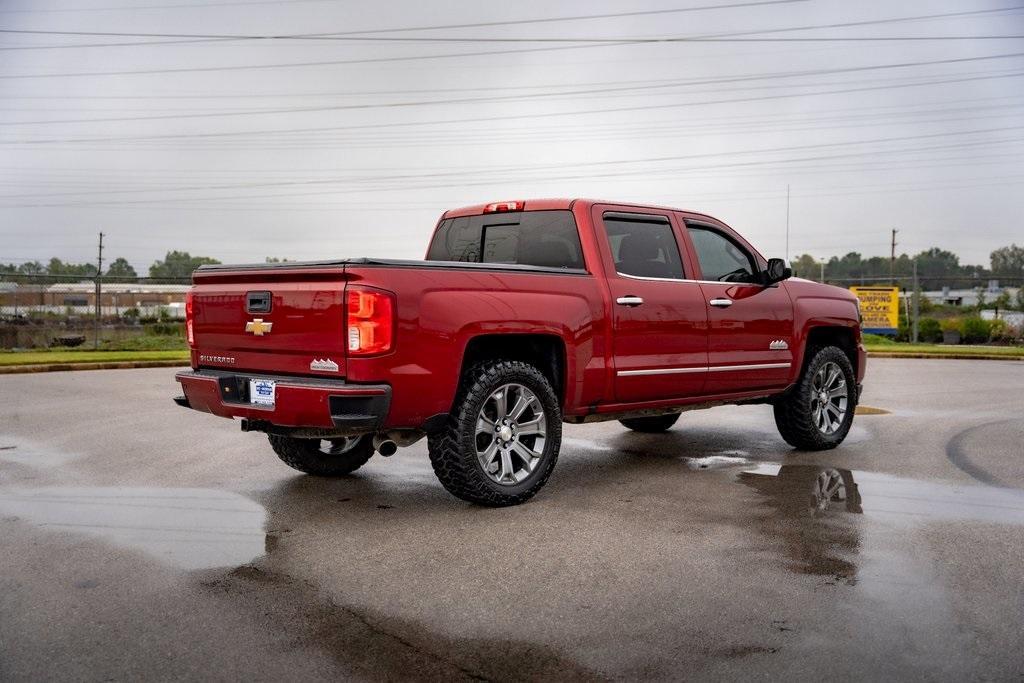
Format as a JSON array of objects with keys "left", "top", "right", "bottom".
[{"left": 1, "top": 359, "right": 1023, "bottom": 681}]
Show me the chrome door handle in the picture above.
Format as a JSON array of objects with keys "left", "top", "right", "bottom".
[
  {"left": 616, "top": 296, "right": 644, "bottom": 307},
  {"left": 709, "top": 298, "right": 733, "bottom": 308}
]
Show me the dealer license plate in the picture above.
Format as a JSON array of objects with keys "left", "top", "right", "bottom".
[{"left": 249, "top": 378, "right": 276, "bottom": 406}]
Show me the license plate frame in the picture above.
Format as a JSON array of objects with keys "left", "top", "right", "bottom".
[{"left": 249, "top": 378, "right": 276, "bottom": 406}]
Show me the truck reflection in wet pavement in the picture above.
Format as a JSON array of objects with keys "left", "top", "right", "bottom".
[{"left": 738, "top": 465, "right": 863, "bottom": 581}]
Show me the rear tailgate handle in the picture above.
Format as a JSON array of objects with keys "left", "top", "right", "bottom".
[
  {"left": 616, "top": 296, "right": 644, "bottom": 307},
  {"left": 246, "top": 291, "right": 272, "bottom": 314},
  {"left": 709, "top": 298, "right": 733, "bottom": 308}
]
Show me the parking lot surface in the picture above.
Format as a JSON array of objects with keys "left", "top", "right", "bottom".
[{"left": 1, "top": 359, "right": 1023, "bottom": 681}]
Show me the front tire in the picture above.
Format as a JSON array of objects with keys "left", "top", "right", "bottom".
[
  {"left": 428, "top": 360, "right": 561, "bottom": 506},
  {"left": 619, "top": 413, "right": 680, "bottom": 433},
  {"left": 268, "top": 434, "right": 375, "bottom": 476},
  {"left": 773, "top": 346, "right": 857, "bottom": 450}
]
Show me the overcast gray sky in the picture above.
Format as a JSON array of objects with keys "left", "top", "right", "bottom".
[{"left": 0, "top": 0, "right": 1022, "bottom": 272}]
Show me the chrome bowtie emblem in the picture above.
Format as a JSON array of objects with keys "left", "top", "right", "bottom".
[
  {"left": 769, "top": 339, "right": 789, "bottom": 350},
  {"left": 245, "top": 318, "right": 273, "bottom": 336},
  {"left": 310, "top": 358, "right": 339, "bottom": 372}
]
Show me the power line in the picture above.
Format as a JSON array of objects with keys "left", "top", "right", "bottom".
[
  {"left": 1, "top": 125, "right": 1019, "bottom": 201},
  {"left": 0, "top": 0, "right": 346, "bottom": 13},
  {"left": 0, "top": 3, "right": 1015, "bottom": 49},
  {"left": 2, "top": 6, "right": 1020, "bottom": 76},
  {"left": 4, "top": 55, "right": 1022, "bottom": 144},
  {"left": 7, "top": 58, "right": 1024, "bottom": 127},
  {"left": 0, "top": 0, "right": 808, "bottom": 49}
]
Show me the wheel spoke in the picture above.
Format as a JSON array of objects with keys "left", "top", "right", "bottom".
[
  {"left": 828, "top": 383, "right": 847, "bottom": 399},
  {"left": 477, "top": 441, "right": 499, "bottom": 468},
  {"left": 477, "top": 414, "right": 496, "bottom": 433},
  {"left": 511, "top": 442, "right": 538, "bottom": 467},
  {"left": 516, "top": 416, "right": 544, "bottom": 437},
  {"left": 509, "top": 391, "right": 535, "bottom": 421},
  {"left": 498, "top": 448, "right": 514, "bottom": 483},
  {"left": 492, "top": 389, "right": 508, "bottom": 421}
]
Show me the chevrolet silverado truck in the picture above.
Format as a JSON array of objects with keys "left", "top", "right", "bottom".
[{"left": 174, "top": 199, "right": 865, "bottom": 506}]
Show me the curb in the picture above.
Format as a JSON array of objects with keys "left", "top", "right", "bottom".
[
  {"left": 867, "top": 352, "right": 1023, "bottom": 361},
  {"left": 0, "top": 359, "right": 190, "bottom": 375}
]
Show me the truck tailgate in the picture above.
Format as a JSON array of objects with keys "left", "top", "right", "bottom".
[{"left": 191, "top": 270, "right": 348, "bottom": 377}]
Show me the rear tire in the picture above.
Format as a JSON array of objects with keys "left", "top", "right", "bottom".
[
  {"left": 619, "top": 413, "right": 680, "bottom": 433},
  {"left": 773, "top": 345, "right": 857, "bottom": 450},
  {"left": 268, "top": 434, "right": 375, "bottom": 476},
  {"left": 428, "top": 360, "right": 561, "bottom": 506}
]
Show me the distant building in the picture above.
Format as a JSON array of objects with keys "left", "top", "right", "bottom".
[{"left": 0, "top": 281, "right": 189, "bottom": 317}]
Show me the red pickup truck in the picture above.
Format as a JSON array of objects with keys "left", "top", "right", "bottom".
[{"left": 175, "top": 199, "right": 865, "bottom": 506}]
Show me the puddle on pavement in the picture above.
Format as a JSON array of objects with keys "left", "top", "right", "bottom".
[
  {"left": 0, "top": 487, "right": 267, "bottom": 570},
  {"left": 685, "top": 453, "right": 752, "bottom": 470},
  {"left": 0, "top": 436, "right": 84, "bottom": 468},
  {"left": 736, "top": 463, "right": 1024, "bottom": 579}
]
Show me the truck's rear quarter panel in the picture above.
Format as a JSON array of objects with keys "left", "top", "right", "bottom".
[{"left": 343, "top": 265, "right": 609, "bottom": 427}]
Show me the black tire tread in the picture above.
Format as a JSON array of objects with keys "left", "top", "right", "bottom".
[
  {"left": 268, "top": 434, "right": 375, "bottom": 476},
  {"left": 773, "top": 345, "right": 857, "bottom": 450},
  {"left": 427, "top": 360, "right": 561, "bottom": 506}
]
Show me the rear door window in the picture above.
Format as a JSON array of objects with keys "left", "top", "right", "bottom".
[
  {"left": 601, "top": 214, "right": 685, "bottom": 280},
  {"left": 427, "top": 210, "right": 585, "bottom": 270}
]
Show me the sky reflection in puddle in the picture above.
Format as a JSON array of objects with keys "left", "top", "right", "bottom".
[{"left": 0, "top": 487, "right": 266, "bottom": 570}]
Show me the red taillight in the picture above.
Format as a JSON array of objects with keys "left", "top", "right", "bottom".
[
  {"left": 185, "top": 290, "right": 195, "bottom": 347},
  {"left": 483, "top": 200, "right": 524, "bottom": 214},
  {"left": 346, "top": 288, "right": 393, "bottom": 356}
]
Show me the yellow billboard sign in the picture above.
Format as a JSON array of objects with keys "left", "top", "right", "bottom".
[{"left": 850, "top": 286, "right": 900, "bottom": 333}]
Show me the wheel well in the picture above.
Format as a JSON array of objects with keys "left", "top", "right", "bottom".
[
  {"left": 805, "top": 326, "right": 857, "bottom": 375},
  {"left": 460, "top": 334, "right": 566, "bottom": 402}
]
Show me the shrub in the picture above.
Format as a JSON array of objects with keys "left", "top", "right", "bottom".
[
  {"left": 987, "top": 319, "right": 1014, "bottom": 343},
  {"left": 918, "top": 317, "right": 942, "bottom": 343},
  {"left": 940, "top": 318, "right": 961, "bottom": 333},
  {"left": 961, "top": 317, "right": 991, "bottom": 344}
]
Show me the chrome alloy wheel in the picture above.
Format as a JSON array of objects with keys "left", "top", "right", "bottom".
[
  {"left": 810, "top": 361, "right": 848, "bottom": 435},
  {"left": 810, "top": 468, "right": 846, "bottom": 515},
  {"left": 475, "top": 383, "right": 547, "bottom": 485}
]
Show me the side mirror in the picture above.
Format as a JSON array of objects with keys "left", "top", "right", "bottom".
[{"left": 762, "top": 258, "right": 792, "bottom": 286}]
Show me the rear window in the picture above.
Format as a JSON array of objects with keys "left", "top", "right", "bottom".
[{"left": 427, "top": 210, "right": 585, "bottom": 270}]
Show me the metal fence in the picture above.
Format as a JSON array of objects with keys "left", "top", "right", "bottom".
[{"left": 0, "top": 274, "right": 191, "bottom": 350}]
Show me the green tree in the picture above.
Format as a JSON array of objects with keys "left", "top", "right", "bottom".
[
  {"left": 17, "top": 261, "right": 45, "bottom": 275},
  {"left": 913, "top": 248, "right": 961, "bottom": 280},
  {"left": 105, "top": 257, "right": 138, "bottom": 279},
  {"left": 990, "top": 244, "right": 1024, "bottom": 277},
  {"left": 47, "top": 257, "right": 97, "bottom": 277},
  {"left": 789, "top": 254, "right": 819, "bottom": 279},
  {"left": 148, "top": 251, "right": 220, "bottom": 279}
]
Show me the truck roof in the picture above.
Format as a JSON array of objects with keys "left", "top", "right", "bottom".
[{"left": 441, "top": 198, "right": 718, "bottom": 222}]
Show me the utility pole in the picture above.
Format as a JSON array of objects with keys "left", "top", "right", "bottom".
[
  {"left": 819, "top": 258, "right": 825, "bottom": 284},
  {"left": 912, "top": 258, "right": 920, "bottom": 343},
  {"left": 785, "top": 184, "right": 790, "bottom": 264},
  {"left": 890, "top": 228, "right": 898, "bottom": 285},
  {"left": 95, "top": 232, "right": 104, "bottom": 349}
]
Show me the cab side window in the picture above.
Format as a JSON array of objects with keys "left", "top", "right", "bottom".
[
  {"left": 603, "top": 215, "right": 685, "bottom": 280},
  {"left": 687, "top": 226, "right": 758, "bottom": 283}
]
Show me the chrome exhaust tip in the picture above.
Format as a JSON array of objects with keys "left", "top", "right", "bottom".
[{"left": 373, "top": 435, "right": 398, "bottom": 457}]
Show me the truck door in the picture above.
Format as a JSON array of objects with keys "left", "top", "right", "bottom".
[
  {"left": 681, "top": 219, "right": 795, "bottom": 394},
  {"left": 593, "top": 206, "right": 709, "bottom": 403}
]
